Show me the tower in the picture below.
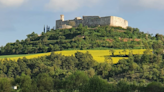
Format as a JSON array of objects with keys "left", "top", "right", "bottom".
[{"left": 60, "top": 15, "right": 64, "bottom": 21}]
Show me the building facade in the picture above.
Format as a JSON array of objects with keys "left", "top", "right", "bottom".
[{"left": 56, "top": 15, "right": 128, "bottom": 29}]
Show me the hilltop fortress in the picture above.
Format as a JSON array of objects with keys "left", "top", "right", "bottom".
[{"left": 56, "top": 15, "right": 128, "bottom": 29}]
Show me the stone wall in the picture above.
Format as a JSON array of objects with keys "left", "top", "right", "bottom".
[
  {"left": 59, "top": 24, "right": 72, "bottom": 29},
  {"left": 110, "top": 16, "right": 128, "bottom": 29},
  {"left": 56, "top": 20, "right": 70, "bottom": 29},
  {"left": 56, "top": 19, "right": 82, "bottom": 29},
  {"left": 56, "top": 15, "right": 128, "bottom": 29},
  {"left": 83, "top": 16, "right": 111, "bottom": 27}
]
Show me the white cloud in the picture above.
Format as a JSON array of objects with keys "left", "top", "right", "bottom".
[
  {"left": 45, "top": 0, "right": 164, "bottom": 12},
  {"left": 45, "top": 0, "right": 101, "bottom": 12},
  {"left": 0, "top": 0, "right": 26, "bottom": 7},
  {"left": 119, "top": 0, "right": 164, "bottom": 10}
]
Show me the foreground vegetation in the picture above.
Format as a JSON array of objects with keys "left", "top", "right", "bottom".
[{"left": 0, "top": 47, "right": 164, "bottom": 92}]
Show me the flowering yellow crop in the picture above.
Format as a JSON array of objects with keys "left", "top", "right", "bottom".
[{"left": 0, "top": 49, "right": 152, "bottom": 64}]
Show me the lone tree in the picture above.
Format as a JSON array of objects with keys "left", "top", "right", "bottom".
[
  {"left": 109, "top": 49, "right": 115, "bottom": 56},
  {"left": 79, "top": 23, "right": 83, "bottom": 28},
  {"left": 43, "top": 25, "right": 46, "bottom": 33},
  {"left": 123, "top": 49, "right": 127, "bottom": 56}
]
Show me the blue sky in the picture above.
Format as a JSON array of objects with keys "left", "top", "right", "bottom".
[{"left": 0, "top": 0, "right": 163, "bottom": 46}]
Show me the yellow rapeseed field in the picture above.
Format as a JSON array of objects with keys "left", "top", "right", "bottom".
[{"left": 0, "top": 49, "right": 152, "bottom": 64}]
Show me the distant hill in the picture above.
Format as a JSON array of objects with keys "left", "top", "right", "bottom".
[{"left": 0, "top": 24, "right": 160, "bottom": 55}]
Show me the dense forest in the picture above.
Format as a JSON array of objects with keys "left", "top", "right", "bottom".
[{"left": 1, "top": 24, "right": 164, "bottom": 92}]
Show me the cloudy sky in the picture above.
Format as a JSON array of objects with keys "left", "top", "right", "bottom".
[{"left": 0, "top": 0, "right": 163, "bottom": 46}]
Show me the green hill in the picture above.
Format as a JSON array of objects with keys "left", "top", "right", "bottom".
[{"left": 0, "top": 24, "right": 159, "bottom": 55}]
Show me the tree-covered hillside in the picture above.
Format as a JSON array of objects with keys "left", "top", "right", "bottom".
[
  {"left": 1, "top": 24, "right": 164, "bottom": 91},
  {"left": 0, "top": 24, "right": 161, "bottom": 55}
]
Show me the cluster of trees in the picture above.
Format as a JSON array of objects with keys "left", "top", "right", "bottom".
[
  {"left": 1, "top": 72, "right": 164, "bottom": 92},
  {"left": 43, "top": 25, "right": 51, "bottom": 33},
  {"left": 0, "top": 24, "right": 161, "bottom": 55}
]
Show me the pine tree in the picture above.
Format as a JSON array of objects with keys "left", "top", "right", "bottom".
[
  {"left": 46, "top": 25, "right": 50, "bottom": 32},
  {"left": 46, "top": 25, "right": 48, "bottom": 32},
  {"left": 43, "top": 25, "right": 45, "bottom": 33}
]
